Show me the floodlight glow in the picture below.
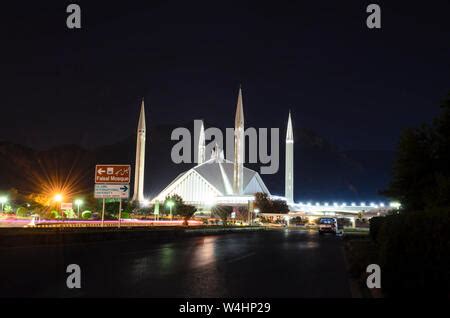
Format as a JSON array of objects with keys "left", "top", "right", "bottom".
[
  {"left": 74, "top": 199, "right": 83, "bottom": 206},
  {"left": 370, "top": 202, "right": 376, "bottom": 207},
  {"left": 324, "top": 202, "right": 329, "bottom": 206},
  {"left": 0, "top": 196, "right": 7, "bottom": 204},
  {"left": 142, "top": 199, "right": 150, "bottom": 207},
  {"left": 315, "top": 202, "right": 320, "bottom": 206},
  {"left": 360, "top": 202, "right": 366, "bottom": 206},
  {"left": 390, "top": 202, "right": 401, "bottom": 209},
  {"left": 54, "top": 194, "right": 63, "bottom": 202},
  {"left": 205, "top": 196, "right": 216, "bottom": 207},
  {"left": 380, "top": 203, "right": 385, "bottom": 207},
  {"left": 333, "top": 202, "right": 338, "bottom": 206},
  {"left": 351, "top": 202, "right": 356, "bottom": 207},
  {"left": 166, "top": 200, "right": 175, "bottom": 208},
  {"left": 254, "top": 208, "right": 260, "bottom": 214}
]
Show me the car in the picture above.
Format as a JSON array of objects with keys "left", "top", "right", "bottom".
[{"left": 318, "top": 217, "right": 337, "bottom": 235}]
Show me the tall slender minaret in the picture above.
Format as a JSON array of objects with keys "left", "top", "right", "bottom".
[
  {"left": 285, "top": 111, "right": 294, "bottom": 203},
  {"left": 132, "top": 99, "right": 146, "bottom": 203},
  {"left": 233, "top": 87, "right": 245, "bottom": 195},
  {"left": 198, "top": 120, "right": 206, "bottom": 165}
]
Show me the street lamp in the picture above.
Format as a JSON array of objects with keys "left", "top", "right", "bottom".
[
  {"left": 0, "top": 196, "right": 7, "bottom": 212},
  {"left": 54, "top": 194, "right": 63, "bottom": 203},
  {"left": 74, "top": 199, "right": 83, "bottom": 218},
  {"left": 166, "top": 200, "right": 175, "bottom": 220},
  {"left": 53, "top": 194, "right": 63, "bottom": 219}
]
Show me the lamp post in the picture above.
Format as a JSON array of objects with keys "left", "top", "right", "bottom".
[
  {"left": 0, "top": 196, "right": 7, "bottom": 212},
  {"left": 166, "top": 200, "right": 175, "bottom": 221},
  {"left": 75, "top": 199, "right": 83, "bottom": 218},
  {"left": 54, "top": 194, "right": 63, "bottom": 222}
]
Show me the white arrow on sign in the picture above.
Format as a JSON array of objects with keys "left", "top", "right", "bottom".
[{"left": 97, "top": 168, "right": 106, "bottom": 175}]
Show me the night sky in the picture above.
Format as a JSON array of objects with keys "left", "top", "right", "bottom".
[{"left": 1, "top": 0, "right": 449, "bottom": 151}]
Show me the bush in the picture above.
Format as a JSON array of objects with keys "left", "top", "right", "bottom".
[
  {"left": 50, "top": 211, "right": 60, "bottom": 219},
  {"left": 369, "top": 216, "right": 385, "bottom": 242},
  {"left": 81, "top": 211, "right": 92, "bottom": 219},
  {"left": 377, "top": 209, "right": 450, "bottom": 297},
  {"left": 15, "top": 207, "right": 28, "bottom": 217}
]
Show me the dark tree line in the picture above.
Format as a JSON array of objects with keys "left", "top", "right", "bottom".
[
  {"left": 253, "top": 192, "right": 289, "bottom": 213},
  {"left": 382, "top": 93, "right": 450, "bottom": 211}
]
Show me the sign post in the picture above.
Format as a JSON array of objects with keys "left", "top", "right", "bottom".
[
  {"left": 95, "top": 165, "right": 131, "bottom": 228},
  {"left": 118, "top": 199, "right": 122, "bottom": 228},
  {"left": 101, "top": 198, "right": 105, "bottom": 227}
]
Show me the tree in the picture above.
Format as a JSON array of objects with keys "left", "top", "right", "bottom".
[
  {"left": 254, "top": 192, "right": 272, "bottom": 213},
  {"left": 235, "top": 206, "right": 249, "bottom": 222},
  {"left": 382, "top": 93, "right": 450, "bottom": 211},
  {"left": 254, "top": 192, "right": 290, "bottom": 214},
  {"left": 212, "top": 205, "right": 233, "bottom": 226},
  {"left": 63, "top": 209, "right": 76, "bottom": 219},
  {"left": 177, "top": 204, "right": 197, "bottom": 226},
  {"left": 271, "top": 199, "right": 289, "bottom": 214},
  {"left": 16, "top": 207, "right": 28, "bottom": 217},
  {"left": 163, "top": 194, "right": 184, "bottom": 215}
]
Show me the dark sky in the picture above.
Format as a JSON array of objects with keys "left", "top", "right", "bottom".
[{"left": 1, "top": 0, "right": 449, "bottom": 150}]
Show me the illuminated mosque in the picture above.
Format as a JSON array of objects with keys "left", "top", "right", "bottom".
[{"left": 131, "top": 88, "right": 393, "bottom": 220}]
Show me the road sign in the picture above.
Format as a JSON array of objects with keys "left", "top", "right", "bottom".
[
  {"left": 94, "top": 184, "right": 130, "bottom": 199},
  {"left": 95, "top": 165, "right": 131, "bottom": 184},
  {"left": 61, "top": 203, "right": 73, "bottom": 211}
]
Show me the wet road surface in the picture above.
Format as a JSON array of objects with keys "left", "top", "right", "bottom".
[{"left": 0, "top": 229, "right": 352, "bottom": 297}]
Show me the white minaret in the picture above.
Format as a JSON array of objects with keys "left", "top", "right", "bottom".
[
  {"left": 132, "top": 99, "right": 146, "bottom": 203},
  {"left": 233, "top": 87, "right": 245, "bottom": 195},
  {"left": 285, "top": 111, "right": 294, "bottom": 203},
  {"left": 198, "top": 120, "right": 206, "bottom": 165}
]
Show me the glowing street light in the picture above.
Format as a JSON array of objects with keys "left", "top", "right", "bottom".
[
  {"left": 390, "top": 202, "right": 401, "bottom": 209},
  {"left": 53, "top": 193, "right": 63, "bottom": 220},
  {"left": 0, "top": 196, "right": 7, "bottom": 212},
  {"left": 166, "top": 200, "right": 175, "bottom": 220},
  {"left": 74, "top": 199, "right": 83, "bottom": 218},
  {"left": 54, "top": 194, "right": 63, "bottom": 202}
]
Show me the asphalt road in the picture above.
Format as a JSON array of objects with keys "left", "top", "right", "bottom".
[{"left": 0, "top": 229, "right": 352, "bottom": 298}]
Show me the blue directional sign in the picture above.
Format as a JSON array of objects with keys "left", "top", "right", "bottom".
[{"left": 94, "top": 184, "right": 130, "bottom": 199}]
